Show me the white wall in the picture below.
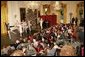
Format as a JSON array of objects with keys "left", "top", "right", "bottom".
[
  {"left": 8, "top": 1, "right": 20, "bottom": 26},
  {"left": 66, "top": 2, "right": 77, "bottom": 23},
  {"left": 39, "top": 1, "right": 83, "bottom": 23},
  {"left": 7, "top": 1, "right": 83, "bottom": 26},
  {"left": 61, "top": 1, "right": 82, "bottom": 23}
]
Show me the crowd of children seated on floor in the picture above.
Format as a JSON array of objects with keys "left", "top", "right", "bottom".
[{"left": 1, "top": 23, "right": 84, "bottom": 56}]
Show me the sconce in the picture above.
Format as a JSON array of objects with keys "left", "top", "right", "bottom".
[
  {"left": 45, "top": 8, "right": 48, "bottom": 12},
  {"left": 45, "top": 8, "right": 48, "bottom": 14}
]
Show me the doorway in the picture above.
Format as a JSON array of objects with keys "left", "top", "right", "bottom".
[{"left": 20, "top": 8, "right": 26, "bottom": 22}]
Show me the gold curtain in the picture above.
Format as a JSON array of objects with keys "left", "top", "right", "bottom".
[
  {"left": 60, "top": 3, "right": 67, "bottom": 24},
  {"left": 1, "top": 1, "right": 8, "bottom": 35}
]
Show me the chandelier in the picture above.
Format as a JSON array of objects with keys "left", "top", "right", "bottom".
[
  {"left": 54, "top": 1, "right": 61, "bottom": 10},
  {"left": 27, "top": 1, "right": 40, "bottom": 11}
]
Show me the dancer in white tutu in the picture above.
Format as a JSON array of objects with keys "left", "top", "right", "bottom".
[
  {"left": 16, "top": 20, "right": 23, "bottom": 37},
  {"left": 27, "top": 20, "right": 32, "bottom": 32},
  {"left": 22, "top": 20, "right": 28, "bottom": 34},
  {"left": 39, "top": 18, "right": 43, "bottom": 30}
]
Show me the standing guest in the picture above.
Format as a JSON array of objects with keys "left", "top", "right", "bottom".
[
  {"left": 22, "top": 20, "right": 25, "bottom": 32},
  {"left": 71, "top": 17, "right": 75, "bottom": 25},
  {"left": 45, "top": 20, "right": 49, "bottom": 28},
  {"left": 78, "top": 27, "right": 84, "bottom": 43},
  {"left": 27, "top": 20, "right": 32, "bottom": 33},
  {"left": 42, "top": 20, "right": 45, "bottom": 29},
  {"left": 18, "top": 22, "right": 23, "bottom": 37},
  {"left": 75, "top": 17, "right": 78, "bottom": 26}
]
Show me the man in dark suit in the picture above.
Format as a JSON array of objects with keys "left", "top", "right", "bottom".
[
  {"left": 42, "top": 20, "right": 45, "bottom": 29},
  {"left": 75, "top": 17, "right": 78, "bottom": 26},
  {"left": 71, "top": 17, "right": 75, "bottom": 25}
]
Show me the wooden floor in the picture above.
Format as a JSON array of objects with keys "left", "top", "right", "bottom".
[
  {"left": 1, "top": 29, "right": 38, "bottom": 49},
  {"left": 1, "top": 34, "right": 10, "bottom": 49}
]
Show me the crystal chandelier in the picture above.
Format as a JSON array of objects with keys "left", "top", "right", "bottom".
[
  {"left": 27, "top": 1, "right": 40, "bottom": 11},
  {"left": 54, "top": 1, "right": 61, "bottom": 10}
]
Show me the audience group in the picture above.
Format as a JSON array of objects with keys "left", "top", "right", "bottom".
[{"left": 1, "top": 23, "right": 84, "bottom": 56}]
